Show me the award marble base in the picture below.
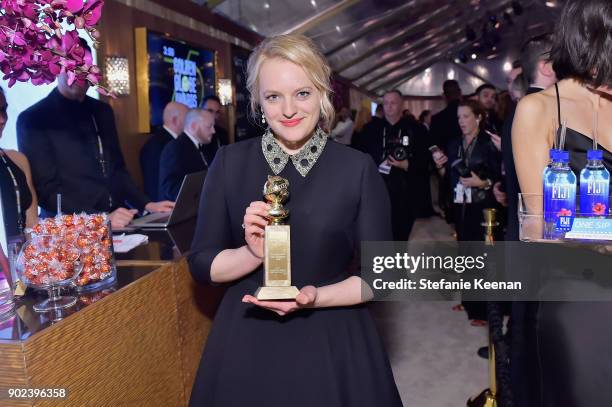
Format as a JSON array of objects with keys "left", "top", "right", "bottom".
[{"left": 254, "top": 285, "right": 300, "bottom": 300}]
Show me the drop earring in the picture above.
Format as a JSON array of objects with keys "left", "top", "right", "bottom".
[{"left": 261, "top": 110, "right": 266, "bottom": 124}]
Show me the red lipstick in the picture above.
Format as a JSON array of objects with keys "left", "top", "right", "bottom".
[{"left": 280, "top": 118, "right": 303, "bottom": 127}]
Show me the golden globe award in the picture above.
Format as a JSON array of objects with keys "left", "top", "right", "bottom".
[{"left": 254, "top": 176, "right": 299, "bottom": 300}]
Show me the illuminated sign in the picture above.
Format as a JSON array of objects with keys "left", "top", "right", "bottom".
[{"left": 146, "top": 31, "right": 216, "bottom": 127}]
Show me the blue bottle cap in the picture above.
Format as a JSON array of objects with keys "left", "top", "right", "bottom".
[
  {"left": 550, "top": 150, "right": 563, "bottom": 161},
  {"left": 587, "top": 149, "right": 603, "bottom": 160},
  {"left": 559, "top": 151, "right": 570, "bottom": 163}
]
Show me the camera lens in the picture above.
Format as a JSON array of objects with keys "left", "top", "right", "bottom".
[{"left": 393, "top": 146, "right": 407, "bottom": 161}]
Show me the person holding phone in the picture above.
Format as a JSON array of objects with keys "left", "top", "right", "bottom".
[
  {"left": 434, "top": 100, "right": 502, "bottom": 243},
  {"left": 433, "top": 100, "right": 502, "bottom": 324}
]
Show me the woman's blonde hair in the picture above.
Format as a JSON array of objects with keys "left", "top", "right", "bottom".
[
  {"left": 354, "top": 106, "right": 372, "bottom": 133},
  {"left": 246, "top": 34, "right": 335, "bottom": 130}
]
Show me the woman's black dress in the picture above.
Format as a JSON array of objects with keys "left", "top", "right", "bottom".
[
  {"left": 536, "top": 127, "right": 612, "bottom": 407},
  {"left": 0, "top": 151, "right": 32, "bottom": 238},
  {"left": 188, "top": 135, "right": 403, "bottom": 407}
]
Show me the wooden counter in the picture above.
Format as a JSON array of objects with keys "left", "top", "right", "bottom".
[{"left": 0, "top": 225, "right": 223, "bottom": 406}]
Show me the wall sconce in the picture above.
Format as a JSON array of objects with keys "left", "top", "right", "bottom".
[
  {"left": 105, "top": 56, "right": 130, "bottom": 96},
  {"left": 217, "top": 78, "right": 232, "bottom": 106}
]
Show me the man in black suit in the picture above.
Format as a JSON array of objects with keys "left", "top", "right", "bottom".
[
  {"left": 358, "top": 90, "right": 429, "bottom": 241},
  {"left": 430, "top": 80, "right": 462, "bottom": 221},
  {"left": 140, "top": 101, "right": 188, "bottom": 201},
  {"left": 17, "top": 40, "right": 174, "bottom": 229},
  {"left": 159, "top": 109, "right": 215, "bottom": 201},
  {"left": 476, "top": 83, "right": 503, "bottom": 134},
  {"left": 202, "top": 95, "right": 228, "bottom": 152},
  {"left": 430, "top": 80, "right": 462, "bottom": 150},
  {"left": 501, "top": 33, "right": 556, "bottom": 407}
]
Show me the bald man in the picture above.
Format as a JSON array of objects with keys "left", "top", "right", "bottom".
[
  {"left": 140, "top": 101, "right": 188, "bottom": 200},
  {"left": 159, "top": 109, "right": 216, "bottom": 201}
]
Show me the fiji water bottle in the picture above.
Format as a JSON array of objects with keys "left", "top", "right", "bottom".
[
  {"left": 579, "top": 149, "right": 610, "bottom": 217},
  {"left": 543, "top": 151, "right": 576, "bottom": 239},
  {"left": 542, "top": 149, "right": 560, "bottom": 185}
]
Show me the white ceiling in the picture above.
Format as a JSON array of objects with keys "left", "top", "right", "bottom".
[{"left": 213, "top": 0, "right": 563, "bottom": 96}]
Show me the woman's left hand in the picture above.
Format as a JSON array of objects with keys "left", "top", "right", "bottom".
[
  {"left": 242, "top": 285, "right": 317, "bottom": 316},
  {"left": 460, "top": 171, "right": 486, "bottom": 188}
]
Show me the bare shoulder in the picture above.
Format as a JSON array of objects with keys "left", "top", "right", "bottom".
[{"left": 515, "top": 91, "right": 552, "bottom": 118}]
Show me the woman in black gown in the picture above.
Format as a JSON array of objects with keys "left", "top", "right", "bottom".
[
  {"left": 513, "top": 1, "right": 612, "bottom": 405},
  {"left": 187, "top": 35, "right": 402, "bottom": 406},
  {"left": 0, "top": 87, "right": 38, "bottom": 281}
]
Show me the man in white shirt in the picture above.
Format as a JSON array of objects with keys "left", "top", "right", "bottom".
[{"left": 330, "top": 107, "right": 354, "bottom": 145}]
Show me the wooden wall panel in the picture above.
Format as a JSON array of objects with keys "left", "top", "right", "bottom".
[
  {"left": 0, "top": 260, "right": 221, "bottom": 406},
  {"left": 0, "top": 342, "right": 32, "bottom": 407},
  {"left": 97, "top": 0, "right": 234, "bottom": 190},
  {"left": 172, "top": 260, "right": 224, "bottom": 401},
  {"left": 23, "top": 264, "right": 185, "bottom": 407}
]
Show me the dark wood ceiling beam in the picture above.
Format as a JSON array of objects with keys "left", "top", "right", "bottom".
[{"left": 323, "top": 0, "right": 418, "bottom": 57}]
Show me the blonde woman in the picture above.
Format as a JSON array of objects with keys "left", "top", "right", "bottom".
[{"left": 188, "top": 35, "right": 402, "bottom": 406}]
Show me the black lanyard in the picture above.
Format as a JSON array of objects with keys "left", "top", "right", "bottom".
[
  {"left": 196, "top": 137, "right": 219, "bottom": 167},
  {"left": 198, "top": 149, "right": 209, "bottom": 167},
  {"left": 91, "top": 115, "right": 113, "bottom": 209},
  {"left": 381, "top": 127, "right": 403, "bottom": 161},
  {"left": 459, "top": 136, "right": 477, "bottom": 167},
  {"left": 0, "top": 148, "right": 24, "bottom": 233}
]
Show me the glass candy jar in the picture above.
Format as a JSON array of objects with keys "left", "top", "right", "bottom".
[{"left": 15, "top": 234, "right": 82, "bottom": 312}]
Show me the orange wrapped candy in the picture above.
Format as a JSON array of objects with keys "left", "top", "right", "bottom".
[{"left": 24, "top": 213, "right": 114, "bottom": 287}]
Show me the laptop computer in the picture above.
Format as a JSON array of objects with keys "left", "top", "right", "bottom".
[{"left": 130, "top": 171, "right": 206, "bottom": 228}]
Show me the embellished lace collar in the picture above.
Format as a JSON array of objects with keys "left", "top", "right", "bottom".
[{"left": 261, "top": 128, "right": 328, "bottom": 177}]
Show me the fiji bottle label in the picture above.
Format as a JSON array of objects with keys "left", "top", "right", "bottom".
[
  {"left": 544, "top": 184, "right": 576, "bottom": 233},
  {"left": 556, "top": 212, "right": 574, "bottom": 232},
  {"left": 580, "top": 180, "right": 609, "bottom": 216}
]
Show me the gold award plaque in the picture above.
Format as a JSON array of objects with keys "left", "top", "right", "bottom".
[{"left": 254, "top": 176, "right": 299, "bottom": 300}]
